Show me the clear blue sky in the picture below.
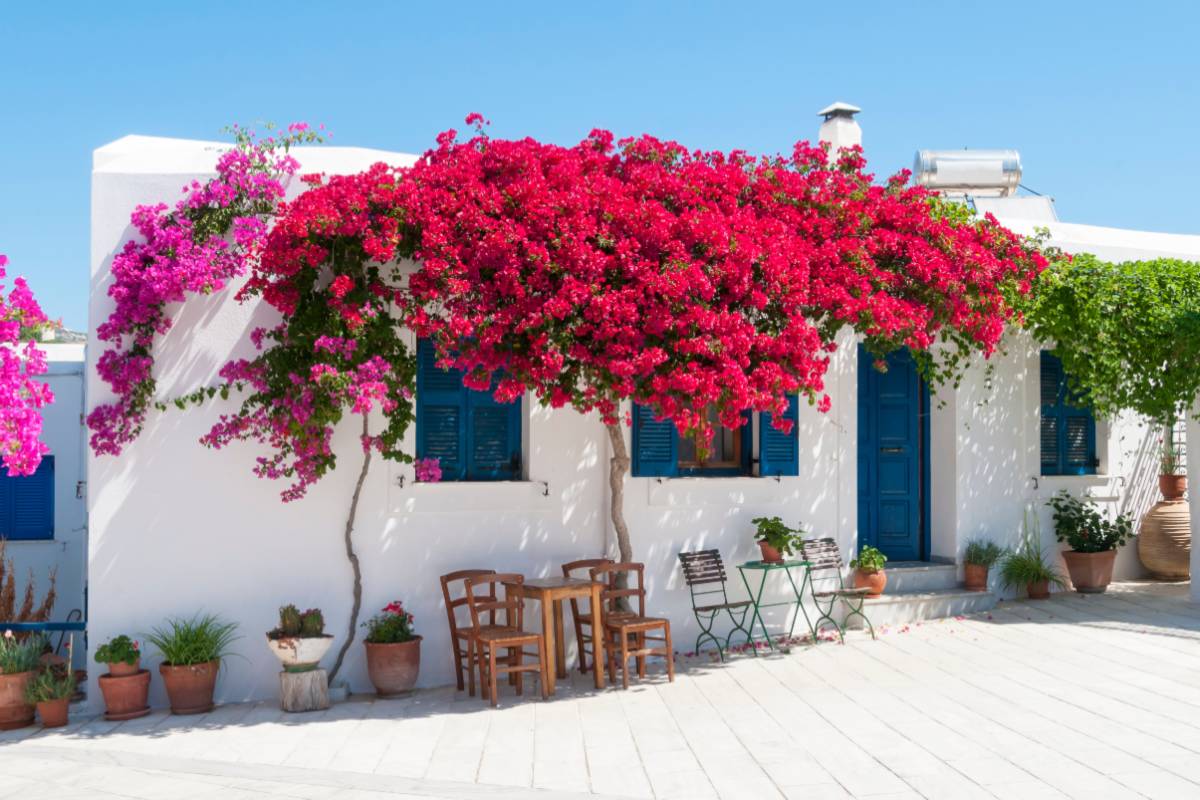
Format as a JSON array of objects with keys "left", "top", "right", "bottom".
[{"left": 2, "top": 1, "right": 1198, "bottom": 330}]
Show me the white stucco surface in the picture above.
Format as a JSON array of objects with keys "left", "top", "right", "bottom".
[{"left": 87, "top": 137, "right": 1190, "bottom": 709}]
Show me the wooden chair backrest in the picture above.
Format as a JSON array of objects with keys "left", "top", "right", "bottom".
[
  {"left": 562, "top": 557, "right": 613, "bottom": 617},
  {"left": 800, "top": 538, "right": 844, "bottom": 574},
  {"left": 441, "top": 569, "right": 497, "bottom": 636},
  {"left": 590, "top": 562, "right": 646, "bottom": 617},
  {"left": 464, "top": 573, "right": 525, "bottom": 631}
]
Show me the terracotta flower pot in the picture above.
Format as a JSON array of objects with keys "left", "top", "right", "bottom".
[
  {"left": 853, "top": 569, "right": 887, "bottom": 598},
  {"left": 106, "top": 658, "right": 140, "bottom": 678},
  {"left": 98, "top": 669, "right": 151, "bottom": 721},
  {"left": 1027, "top": 580, "right": 1051, "bottom": 600},
  {"left": 0, "top": 671, "right": 35, "bottom": 730},
  {"left": 36, "top": 697, "right": 69, "bottom": 728},
  {"left": 1159, "top": 474, "right": 1187, "bottom": 501},
  {"left": 1062, "top": 549, "right": 1116, "bottom": 594},
  {"left": 964, "top": 563, "right": 989, "bottom": 592},
  {"left": 758, "top": 541, "right": 784, "bottom": 563},
  {"left": 364, "top": 637, "right": 421, "bottom": 696},
  {"left": 159, "top": 660, "right": 219, "bottom": 715}
]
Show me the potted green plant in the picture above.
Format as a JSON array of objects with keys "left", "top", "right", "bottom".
[
  {"left": 145, "top": 614, "right": 239, "bottom": 715},
  {"left": 1159, "top": 424, "right": 1186, "bottom": 500},
  {"left": 1001, "top": 512, "right": 1066, "bottom": 599},
  {"left": 1047, "top": 491, "right": 1134, "bottom": 593},
  {"left": 963, "top": 540, "right": 1005, "bottom": 592},
  {"left": 850, "top": 545, "right": 888, "bottom": 597},
  {"left": 0, "top": 633, "right": 43, "bottom": 730},
  {"left": 267, "top": 605, "right": 333, "bottom": 672},
  {"left": 362, "top": 601, "right": 420, "bottom": 696},
  {"left": 95, "top": 634, "right": 150, "bottom": 720},
  {"left": 751, "top": 516, "right": 802, "bottom": 563},
  {"left": 24, "top": 665, "right": 75, "bottom": 728}
]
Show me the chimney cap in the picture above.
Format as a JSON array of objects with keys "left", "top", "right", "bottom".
[{"left": 817, "top": 101, "right": 861, "bottom": 120}]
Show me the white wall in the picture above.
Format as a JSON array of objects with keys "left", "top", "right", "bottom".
[
  {"left": 87, "top": 136, "right": 1188, "bottom": 709},
  {"left": 4, "top": 343, "right": 88, "bottom": 665}
]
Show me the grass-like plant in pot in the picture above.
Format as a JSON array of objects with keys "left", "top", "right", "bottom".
[
  {"left": 266, "top": 605, "right": 333, "bottom": 673},
  {"left": 24, "top": 665, "right": 75, "bottom": 728},
  {"left": 145, "top": 614, "right": 239, "bottom": 715},
  {"left": 1047, "top": 491, "right": 1133, "bottom": 594},
  {"left": 850, "top": 544, "right": 889, "bottom": 598},
  {"left": 751, "top": 516, "right": 802, "bottom": 563},
  {"left": 0, "top": 634, "right": 44, "bottom": 730},
  {"left": 362, "top": 601, "right": 420, "bottom": 697},
  {"left": 95, "top": 634, "right": 150, "bottom": 720},
  {"left": 1000, "top": 512, "right": 1066, "bottom": 600},
  {"left": 963, "top": 540, "right": 1005, "bottom": 592}
]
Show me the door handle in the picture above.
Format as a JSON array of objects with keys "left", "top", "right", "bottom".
[{"left": 879, "top": 447, "right": 904, "bottom": 454}]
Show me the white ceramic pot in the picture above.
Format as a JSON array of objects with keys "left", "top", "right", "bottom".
[{"left": 266, "top": 635, "right": 334, "bottom": 672}]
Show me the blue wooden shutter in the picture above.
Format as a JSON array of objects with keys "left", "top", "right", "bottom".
[
  {"left": 631, "top": 403, "right": 678, "bottom": 477},
  {"left": 466, "top": 377, "right": 521, "bottom": 481},
  {"left": 416, "top": 340, "right": 467, "bottom": 480},
  {"left": 760, "top": 395, "right": 800, "bottom": 477},
  {"left": 1040, "top": 351, "right": 1096, "bottom": 475},
  {"left": 3, "top": 456, "right": 54, "bottom": 541}
]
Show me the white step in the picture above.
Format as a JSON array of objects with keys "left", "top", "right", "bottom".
[
  {"left": 883, "top": 562, "right": 958, "bottom": 593},
  {"left": 846, "top": 588, "right": 997, "bottom": 628}
]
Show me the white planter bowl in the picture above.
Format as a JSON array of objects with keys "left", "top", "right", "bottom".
[{"left": 266, "top": 635, "right": 334, "bottom": 671}]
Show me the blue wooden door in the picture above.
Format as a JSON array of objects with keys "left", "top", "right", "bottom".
[{"left": 857, "top": 347, "right": 927, "bottom": 562}]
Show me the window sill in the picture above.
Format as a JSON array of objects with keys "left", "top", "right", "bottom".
[
  {"left": 388, "top": 472, "right": 555, "bottom": 513},
  {"left": 643, "top": 475, "right": 794, "bottom": 508}
]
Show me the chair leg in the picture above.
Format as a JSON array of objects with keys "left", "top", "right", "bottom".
[
  {"left": 663, "top": 623, "right": 675, "bottom": 683},
  {"left": 453, "top": 640, "right": 465, "bottom": 692},
  {"left": 514, "top": 648, "right": 524, "bottom": 696},
  {"left": 467, "top": 638, "right": 477, "bottom": 697},
  {"left": 620, "top": 632, "right": 630, "bottom": 690},
  {"left": 607, "top": 629, "right": 618, "bottom": 686},
  {"left": 538, "top": 639, "right": 549, "bottom": 700},
  {"left": 488, "top": 647, "right": 499, "bottom": 707},
  {"left": 843, "top": 600, "right": 876, "bottom": 640},
  {"left": 580, "top": 629, "right": 592, "bottom": 674},
  {"left": 636, "top": 632, "right": 646, "bottom": 678}
]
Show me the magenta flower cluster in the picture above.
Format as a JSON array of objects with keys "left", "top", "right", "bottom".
[
  {"left": 0, "top": 254, "right": 53, "bottom": 476},
  {"left": 413, "top": 457, "right": 442, "bottom": 483},
  {"left": 87, "top": 124, "right": 320, "bottom": 455}
]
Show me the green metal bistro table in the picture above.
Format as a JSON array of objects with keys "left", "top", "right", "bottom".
[{"left": 736, "top": 559, "right": 814, "bottom": 651}]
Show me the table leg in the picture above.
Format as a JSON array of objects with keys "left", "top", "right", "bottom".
[
  {"left": 737, "top": 568, "right": 774, "bottom": 652},
  {"left": 590, "top": 583, "right": 605, "bottom": 690},
  {"left": 541, "top": 598, "right": 557, "bottom": 696},
  {"left": 790, "top": 567, "right": 817, "bottom": 641},
  {"left": 553, "top": 600, "right": 567, "bottom": 679}
]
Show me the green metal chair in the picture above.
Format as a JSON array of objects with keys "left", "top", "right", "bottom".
[
  {"left": 677, "top": 550, "right": 753, "bottom": 660},
  {"left": 800, "top": 537, "right": 876, "bottom": 642}
]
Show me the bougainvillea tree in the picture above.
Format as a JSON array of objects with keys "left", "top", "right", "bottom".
[{"left": 0, "top": 254, "right": 53, "bottom": 477}]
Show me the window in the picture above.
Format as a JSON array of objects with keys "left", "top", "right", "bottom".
[
  {"left": 631, "top": 397, "right": 799, "bottom": 478},
  {"left": 0, "top": 455, "right": 54, "bottom": 541},
  {"left": 415, "top": 340, "right": 521, "bottom": 481},
  {"left": 1040, "top": 351, "right": 1097, "bottom": 475}
]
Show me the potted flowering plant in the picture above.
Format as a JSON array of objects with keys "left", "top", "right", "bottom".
[
  {"left": 362, "top": 601, "right": 420, "bottom": 696},
  {"left": 95, "top": 634, "right": 150, "bottom": 720},
  {"left": 1047, "top": 491, "right": 1134, "bottom": 593},
  {"left": 24, "top": 664, "right": 75, "bottom": 728},
  {"left": 850, "top": 545, "right": 888, "bottom": 598},
  {"left": 0, "top": 633, "right": 43, "bottom": 730},
  {"left": 266, "top": 605, "right": 332, "bottom": 672},
  {"left": 751, "top": 516, "right": 802, "bottom": 563},
  {"left": 145, "top": 614, "right": 239, "bottom": 715}
]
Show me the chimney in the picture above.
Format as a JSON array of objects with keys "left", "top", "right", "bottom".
[{"left": 817, "top": 101, "right": 862, "bottom": 153}]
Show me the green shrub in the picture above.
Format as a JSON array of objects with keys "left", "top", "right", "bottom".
[
  {"left": 964, "top": 539, "right": 1005, "bottom": 568},
  {"left": 145, "top": 614, "right": 239, "bottom": 666},
  {"left": 1047, "top": 491, "right": 1134, "bottom": 553},
  {"left": 0, "top": 634, "right": 45, "bottom": 674},
  {"left": 94, "top": 634, "right": 140, "bottom": 665},
  {"left": 1000, "top": 512, "right": 1066, "bottom": 590},
  {"left": 24, "top": 667, "right": 75, "bottom": 703},
  {"left": 850, "top": 545, "right": 887, "bottom": 573}
]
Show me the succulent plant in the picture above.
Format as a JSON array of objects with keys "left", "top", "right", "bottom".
[
  {"left": 299, "top": 608, "right": 325, "bottom": 637},
  {"left": 278, "top": 604, "right": 302, "bottom": 637}
]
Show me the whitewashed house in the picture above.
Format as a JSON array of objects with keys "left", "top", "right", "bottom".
[{"left": 85, "top": 107, "right": 1200, "bottom": 707}]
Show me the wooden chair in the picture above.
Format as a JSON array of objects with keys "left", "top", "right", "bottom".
[
  {"left": 464, "top": 573, "right": 549, "bottom": 707},
  {"left": 800, "top": 538, "right": 876, "bottom": 642},
  {"left": 440, "top": 569, "right": 496, "bottom": 696},
  {"left": 561, "top": 557, "right": 613, "bottom": 674},
  {"left": 677, "top": 550, "right": 753, "bottom": 660},
  {"left": 589, "top": 562, "right": 675, "bottom": 689}
]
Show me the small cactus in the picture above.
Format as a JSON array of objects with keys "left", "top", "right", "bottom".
[
  {"left": 278, "top": 604, "right": 302, "bottom": 637},
  {"left": 299, "top": 608, "right": 324, "bottom": 637}
]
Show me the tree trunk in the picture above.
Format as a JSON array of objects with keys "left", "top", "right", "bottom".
[
  {"left": 605, "top": 422, "right": 634, "bottom": 563},
  {"left": 328, "top": 416, "right": 372, "bottom": 684}
]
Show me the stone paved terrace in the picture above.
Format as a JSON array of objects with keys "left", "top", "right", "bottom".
[{"left": 3, "top": 581, "right": 1200, "bottom": 800}]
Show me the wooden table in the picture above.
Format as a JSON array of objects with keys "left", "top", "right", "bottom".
[{"left": 519, "top": 576, "right": 605, "bottom": 694}]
